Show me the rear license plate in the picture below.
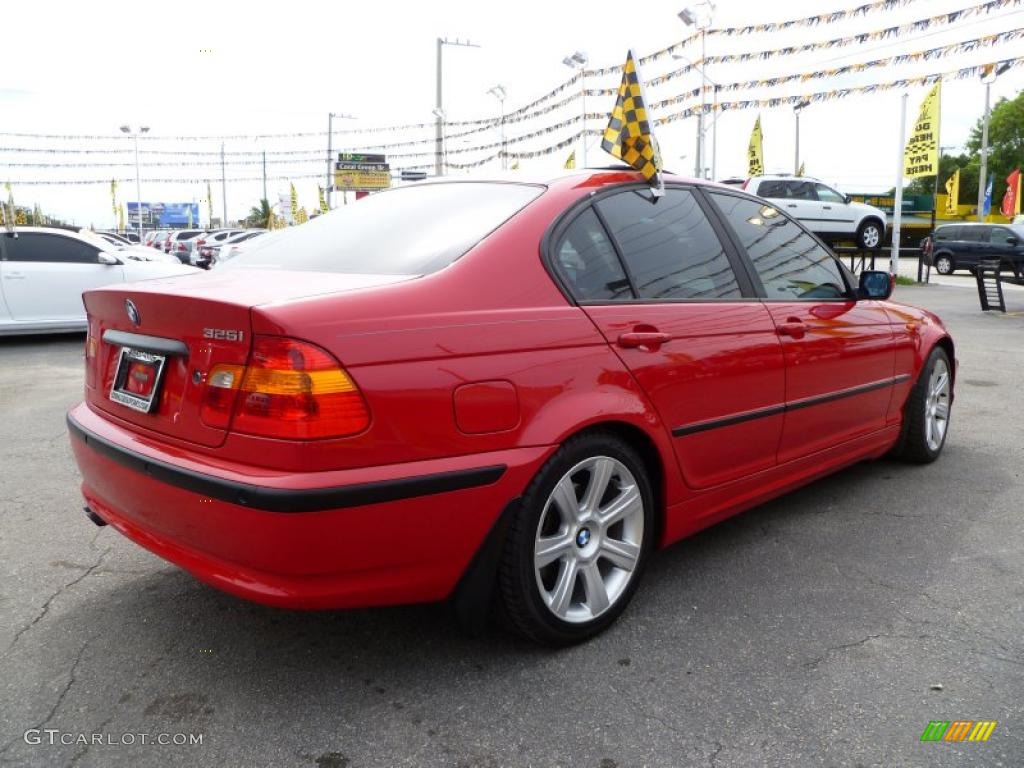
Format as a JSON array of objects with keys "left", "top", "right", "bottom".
[{"left": 109, "top": 347, "right": 167, "bottom": 413}]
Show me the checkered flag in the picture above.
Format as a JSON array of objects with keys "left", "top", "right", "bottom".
[{"left": 601, "top": 49, "right": 662, "bottom": 185}]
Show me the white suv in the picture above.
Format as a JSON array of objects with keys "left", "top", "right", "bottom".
[{"left": 744, "top": 175, "right": 887, "bottom": 249}]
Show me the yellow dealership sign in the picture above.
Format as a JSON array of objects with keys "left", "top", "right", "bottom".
[{"left": 334, "top": 168, "right": 392, "bottom": 190}]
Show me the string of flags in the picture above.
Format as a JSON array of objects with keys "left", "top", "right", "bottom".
[{"left": 598, "top": 27, "right": 1024, "bottom": 98}]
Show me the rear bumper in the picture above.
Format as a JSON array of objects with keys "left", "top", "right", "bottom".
[{"left": 67, "top": 402, "right": 553, "bottom": 609}]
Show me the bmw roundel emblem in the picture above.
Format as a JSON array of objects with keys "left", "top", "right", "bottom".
[{"left": 125, "top": 299, "right": 141, "bottom": 326}]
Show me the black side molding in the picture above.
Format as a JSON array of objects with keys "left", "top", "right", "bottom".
[
  {"left": 102, "top": 329, "right": 189, "bottom": 357},
  {"left": 672, "top": 375, "right": 913, "bottom": 438},
  {"left": 67, "top": 414, "right": 506, "bottom": 513}
]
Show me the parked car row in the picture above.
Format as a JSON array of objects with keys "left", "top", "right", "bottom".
[{"left": 143, "top": 228, "right": 267, "bottom": 267}]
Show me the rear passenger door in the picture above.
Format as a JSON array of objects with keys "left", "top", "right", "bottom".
[
  {"left": 550, "top": 185, "right": 787, "bottom": 490},
  {"left": 706, "top": 192, "right": 897, "bottom": 463}
]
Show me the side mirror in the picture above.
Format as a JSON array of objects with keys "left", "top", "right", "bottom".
[
  {"left": 844, "top": 194, "right": 852, "bottom": 205},
  {"left": 97, "top": 252, "right": 121, "bottom": 265},
  {"left": 1007, "top": 236, "right": 1019, "bottom": 246},
  {"left": 858, "top": 270, "right": 893, "bottom": 300}
]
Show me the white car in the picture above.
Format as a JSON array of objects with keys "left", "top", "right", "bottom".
[
  {"left": 0, "top": 227, "right": 199, "bottom": 335},
  {"left": 744, "top": 175, "right": 888, "bottom": 249}
]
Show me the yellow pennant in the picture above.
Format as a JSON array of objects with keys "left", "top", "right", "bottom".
[
  {"left": 944, "top": 169, "right": 960, "bottom": 215},
  {"left": 748, "top": 116, "right": 764, "bottom": 176},
  {"left": 904, "top": 81, "right": 941, "bottom": 179}
]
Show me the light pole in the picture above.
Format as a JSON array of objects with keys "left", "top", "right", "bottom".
[
  {"left": 326, "top": 112, "right": 357, "bottom": 209},
  {"left": 119, "top": 125, "right": 149, "bottom": 239},
  {"left": 435, "top": 37, "right": 480, "bottom": 177},
  {"left": 672, "top": 51, "right": 719, "bottom": 179},
  {"left": 977, "top": 61, "right": 1011, "bottom": 221},
  {"left": 432, "top": 108, "right": 448, "bottom": 172},
  {"left": 487, "top": 85, "right": 507, "bottom": 170},
  {"left": 793, "top": 100, "right": 810, "bottom": 175},
  {"left": 679, "top": 3, "right": 714, "bottom": 179},
  {"left": 562, "top": 51, "right": 589, "bottom": 167}
]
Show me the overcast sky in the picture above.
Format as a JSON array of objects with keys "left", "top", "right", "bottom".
[{"left": 2, "top": 0, "right": 1022, "bottom": 227}]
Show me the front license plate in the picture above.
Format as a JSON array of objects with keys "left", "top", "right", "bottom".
[{"left": 109, "top": 347, "right": 167, "bottom": 413}]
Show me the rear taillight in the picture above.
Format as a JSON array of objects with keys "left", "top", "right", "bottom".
[
  {"left": 85, "top": 318, "right": 99, "bottom": 389},
  {"left": 201, "top": 336, "right": 370, "bottom": 439}
]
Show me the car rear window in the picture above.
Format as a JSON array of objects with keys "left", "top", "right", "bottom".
[{"left": 223, "top": 182, "right": 543, "bottom": 275}]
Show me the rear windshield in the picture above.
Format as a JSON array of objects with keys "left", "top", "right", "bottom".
[{"left": 222, "top": 182, "right": 544, "bottom": 275}]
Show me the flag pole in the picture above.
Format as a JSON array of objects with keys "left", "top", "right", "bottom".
[{"left": 890, "top": 93, "right": 908, "bottom": 276}]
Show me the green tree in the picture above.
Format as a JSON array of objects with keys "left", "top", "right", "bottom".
[
  {"left": 246, "top": 199, "right": 272, "bottom": 228},
  {"left": 966, "top": 89, "right": 1024, "bottom": 201}
]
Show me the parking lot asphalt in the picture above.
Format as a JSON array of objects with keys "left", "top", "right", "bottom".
[{"left": 1, "top": 282, "right": 1022, "bottom": 768}]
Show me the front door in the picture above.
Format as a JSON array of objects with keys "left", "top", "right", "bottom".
[
  {"left": 705, "top": 191, "right": 898, "bottom": 464},
  {"left": 549, "top": 186, "right": 786, "bottom": 490},
  {"left": 0, "top": 232, "right": 122, "bottom": 322}
]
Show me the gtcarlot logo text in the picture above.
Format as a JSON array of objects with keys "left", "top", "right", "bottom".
[{"left": 24, "top": 729, "right": 204, "bottom": 747}]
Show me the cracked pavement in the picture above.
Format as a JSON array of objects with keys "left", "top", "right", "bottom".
[{"left": 1, "top": 283, "right": 1022, "bottom": 767}]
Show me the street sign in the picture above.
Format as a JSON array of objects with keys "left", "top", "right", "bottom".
[
  {"left": 400, "top": 170, "right": 428, "bottom": 182},
  {"left": 334, "top": 153, "right": 390, "bottom": 190},
  {"left": 338, "top": 153, "right": 386, "bottom": 164}
]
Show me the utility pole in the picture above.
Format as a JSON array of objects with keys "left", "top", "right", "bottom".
[
  {"left": 326, "top": 112, "right": 356, "bottom": 209},
  {"left": 435, "top": 37, "right": 480, "bottom": 177},
  {"left": 220, "top": 142, "right": 227, "bottom": 226}
]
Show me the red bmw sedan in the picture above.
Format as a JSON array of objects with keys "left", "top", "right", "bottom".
[{"left": 68, "top": 170, "right": 955, "bottom": 645}]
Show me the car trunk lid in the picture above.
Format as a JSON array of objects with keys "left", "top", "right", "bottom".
[{"left": 83, "top": 269, "right": 413, "bottom": 448}]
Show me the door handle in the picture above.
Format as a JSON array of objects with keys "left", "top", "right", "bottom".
[
  {"left": 822, "top": 205, "right": 832, "bottom": 210},
  {"left": 617, "top": 331, "right": 672, "bottom": 349},
  {"left": 777, "top": 318, "right": 807, "bottom": 339},
  {"left": 786, "top": 204, "right": 797, "bottom": 208}
]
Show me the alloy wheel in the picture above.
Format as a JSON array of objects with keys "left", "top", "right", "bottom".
[
  {"left": 925, "top": 357, "right": 951, "bottom": 452},
  {"left": 533, "top": 456, "right": 644, "bottom": 623}
]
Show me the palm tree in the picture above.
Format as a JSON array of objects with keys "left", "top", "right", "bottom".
[{"left": 246, "top": 199, "right": 272, "bottom": 228}]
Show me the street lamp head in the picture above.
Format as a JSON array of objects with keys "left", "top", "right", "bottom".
[
  {"left": 487, "top": 85, "right": 507, "bottom": 101},
  {"left": 563, "top": 51, "right": 588, "bottom": 69},
  {"left": 678, "top": 8, "right": 698, "bottom": 25},
  {"left": 140, "top": 126, "right": 150, "bottom": 134},
  {"left": 119, "top": 125, "right": 130, "bottom": 134}
]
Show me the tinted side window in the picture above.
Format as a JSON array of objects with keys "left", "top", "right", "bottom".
[
  {"left": 596, "top": 188, "right": 741, "bottom": 300},
  {"left": 552, "top": 208, "right": 632, "bottom": 302},
  {"left": 962, "top": 226, "right": 989, "bottom": 243},
  {"left": 787, "top": 181, "right": 817, "bottom": 201},
  {"left": 989, "top": 228, "right": 1014, "bottom": 245},
  {"left": 709, "top": 193, "right": 848, "bottom": 300},
  {"left": 2, "top": 233, "right": 99, "bottom": 264},
  {"left": 756, "top": 180, "right": 787, "bottom": 198},
  {"left": 935, "top": 227, "right": 958, "bottom": 241}
]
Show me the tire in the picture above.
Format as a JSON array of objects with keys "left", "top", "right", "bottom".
[
  {"left": 934, "top": 255, "right": 954, "bottom": 275},
  {"left": 857, "top": 219, "right": 884, "bottom": 249},
  {"left": 889, "top": 346, "right": 952, "bottom": 463},
  {"left": 497, "top": 432, "right": 655, "bottom": 645}
]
